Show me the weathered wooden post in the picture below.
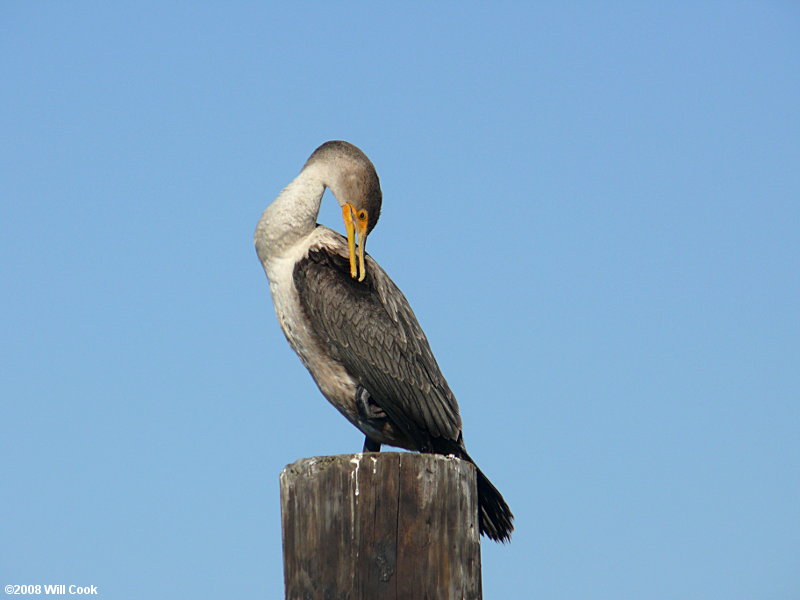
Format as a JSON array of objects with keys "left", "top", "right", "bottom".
[{"left": 280, "top": 452, "right": 482, "bottom": 599}]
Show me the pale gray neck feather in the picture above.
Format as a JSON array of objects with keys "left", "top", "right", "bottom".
[{"left": 254, "top": 162, "right": 332, "bottom": 264}]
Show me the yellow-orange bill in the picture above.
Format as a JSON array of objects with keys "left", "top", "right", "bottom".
[
  {"left": 341, "top": 204, "right": 358, "bottom": 279},
  {"left": 356, "top": 217, "right": 368, "bottom": 282}
]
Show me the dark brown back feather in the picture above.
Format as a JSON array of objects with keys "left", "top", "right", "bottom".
[{"left": 293, "top": 239, "right": 462, "bottom": 447}]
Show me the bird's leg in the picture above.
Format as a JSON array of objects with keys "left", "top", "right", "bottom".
[{"left": 363, "top": 436, "right": 381, "bottom": 452}]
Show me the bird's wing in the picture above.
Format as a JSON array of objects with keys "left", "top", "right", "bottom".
[{"left": 293, "top": 233, "right": 462, "bottom": 445}]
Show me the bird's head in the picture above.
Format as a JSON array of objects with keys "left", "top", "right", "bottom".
[{"left": 305, "top": 141, "right": 382, "bottom": 281}]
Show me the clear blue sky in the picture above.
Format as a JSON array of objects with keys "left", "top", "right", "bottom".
[{"left": 2, "top": 3, "right": 798, "bottom": 599}]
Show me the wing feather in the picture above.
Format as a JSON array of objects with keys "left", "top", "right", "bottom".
[{"left": 293, "top": 235, "right": 462, "bottom": 444}]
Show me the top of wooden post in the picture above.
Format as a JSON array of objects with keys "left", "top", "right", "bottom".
[{"left": 280, "top": 452, "right": 482, "bottom": 599}]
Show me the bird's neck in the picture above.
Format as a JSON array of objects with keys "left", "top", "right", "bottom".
[{"left": 255, "top": 165, "right": 327, "bottom": 262}]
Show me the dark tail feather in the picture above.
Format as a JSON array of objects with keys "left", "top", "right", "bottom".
[{"left": 461, "top": 452, "right": 514, "bottom": 542}]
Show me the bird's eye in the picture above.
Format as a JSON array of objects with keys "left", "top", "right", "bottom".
[{"left": 358, "top": 210, "right": 368, "bottom": 221}]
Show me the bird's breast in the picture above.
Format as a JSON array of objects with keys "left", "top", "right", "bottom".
[{"left": 262, "top": 239, "right": 361, "bottom": 427}]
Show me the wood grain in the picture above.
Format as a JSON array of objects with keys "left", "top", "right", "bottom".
[{"left": 280, "top": 452, "right": 482, "bottom": 600}]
